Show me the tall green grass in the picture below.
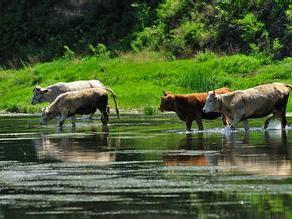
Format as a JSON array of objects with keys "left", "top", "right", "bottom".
[{"left": 0, "top": 52, "right": 292, "bottom": 113}]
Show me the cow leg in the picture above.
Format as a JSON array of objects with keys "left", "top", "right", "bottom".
[
  {"left": 186, "top": 121, "right": 192, "bottom": 131},
  {"left": 98, "top": 95, "right": 109, "bottom": 126},
  {"left": 100, "top": 112, "right": 109, "bottom": 125},
  {"left": 222, "top": 115, "right": 230, "bottom": 126},
  {"left": 88, "top": 113, "right": 94, "bottom": 120},
  {"left": 106, "top": 105, "right": 110, "bottom": 115},
  {"left": 71, "top": 115, "right": 76, "bottom": 127},
  {"left": 57, "top": 115, "right": 67, "bottom": 128},
  {"left": 230, "top": 118, "right": 241, "bottom": 130},
  {"left": 58, "top": 119, "right": 65, "bottom": 128},
  {"left": 280, "top": 94, "right": 288, "bottom": 129},
  {"left": 242, "top": 119, "right": 249, "bottom": 131},
  {"left": 195, "top": 119, "right": 204, "bottom": 130},
  {"left": 281, "top": 113, "right": 287, "bottom": 129},
  {"left": 264, "top": 115, "right": 274, "bottom": 129}
]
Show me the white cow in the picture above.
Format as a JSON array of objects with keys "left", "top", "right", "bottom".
[
  {"left": 31, "top": 80, "right": 119, "bottom": 118},
  {"left": 203, "top": 83, "right": 292, "bottom": 130}
]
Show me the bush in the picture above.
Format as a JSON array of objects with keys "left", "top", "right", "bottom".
[
  {"left": 63, "top": 46, "right": 75, "bottom": 60},
  {"left": 131, "top": 24, "right": 166, "bottom": 52},
  {"left": 89, "top": 43, "right": 111, "bottom": 57},
  {"left": 236, "top": 13, "right": 264, "bottom": 44},
  {"left": 143, "top": 106, "right": 157, "bottom": 115}
]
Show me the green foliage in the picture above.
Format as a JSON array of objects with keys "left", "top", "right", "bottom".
[
  {"left": 131, "top": 24, "right": 166, "bottom": 52},
  {"left": 157, "top": 0, "right": 187, "bottom": 21},
  {"left": 132, "top": 0, "right": 291, "bottom": 59},
  {"left": 0, "top": 0, "right": 291, "bottom": 67},
  {"left": 63, "top": 46, "right": 75, "bottom": 60},
  {"left": 143, "top": 106, "right": 157, "bottom": 115},
  {"left": 236, "top": 13, "right": 264, "bottom": 43},
  {"left": 89, "top": 43, "right": 111, "bottom": 57}
]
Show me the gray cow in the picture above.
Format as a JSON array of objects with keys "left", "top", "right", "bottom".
[
  {"left": 32, "top": 80, "right": 119, "bottom": 118},
  {"left": 203, "top": 82, "right": 292, "bottom": 130},
  {"left": 40, "top": 88, "right": 119, "bottom": 127}
]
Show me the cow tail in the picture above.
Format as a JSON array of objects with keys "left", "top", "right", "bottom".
[{"left": 104, "top": 87, "right": 120, "bottom": 118}]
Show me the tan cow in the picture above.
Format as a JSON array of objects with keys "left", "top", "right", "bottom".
[
  {"left": 203, "top": 82, "right": 292, "bottom": 130},
  {"left": 159, "top": 87, "right": 232, "bottom": 131},
  {"left": 40, "top": 87, "right": 119, "bottom": 127}
]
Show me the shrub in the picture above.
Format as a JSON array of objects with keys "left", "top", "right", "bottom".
[
  {"left": 143, "top": 106, "right": 157, "bottom": 115},
  {"left": 89, "top": 43, "right": 111, "bottom": 57},
  {"left": 63, "top": 45, "right": 75, "bottom": 60},
  {"left": 131, "top": 24, "right": 166, "bottom": 52},
  {"left": 236, "top": 13, "right": 264, "bottom": 43}
]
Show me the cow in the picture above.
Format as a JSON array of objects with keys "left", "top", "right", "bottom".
[
  {"left": 40, "top": 87, "right": 119, "bottom": 127},
  {"left": 31, "top": 80, "right": 119, "bottom": 119},
  {"left": 159, "top": 87, "right": 232, "bottom": 131},
  {"left": 202, "top": 82, "right": 292, "bottom": 130}
]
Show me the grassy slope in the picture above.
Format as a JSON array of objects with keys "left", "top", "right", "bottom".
[{"left": 0, "top": 53, "right": 292, "bottom": 113}]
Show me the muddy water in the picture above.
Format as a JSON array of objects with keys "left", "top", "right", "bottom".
[{"left": 0, "top": 114, "right": 291, "bottom": 219}]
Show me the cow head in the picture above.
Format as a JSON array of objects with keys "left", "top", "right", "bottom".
[
  {"left": 203, "top": 91, "right": 221, "bottom": 113},
  {"left": 31, "top": 86, "right": 51, "bottom": 105},
  {"left": 159, "top": 91, "right": 175, "bottom": 112},
  {"left": 40, "top": 108, "right": 53, "bottom": 125}
]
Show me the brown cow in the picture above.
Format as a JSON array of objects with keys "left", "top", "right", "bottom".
[
  {"left": 159, "top": 88, "right": 232, "bottom": 131},
  {"left": 203, "top": 82, "right": 292, "bottom": 130}
]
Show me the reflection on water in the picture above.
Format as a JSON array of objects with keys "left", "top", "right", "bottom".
[
  {"left": 0, "top": 115, "right": 291, "bottom": 219},
  {"left": 33, "top": 127, "right": 118, "bottom": 163},
  {"left": 219, "top": 131, "right": 291, "bottom": 175}
]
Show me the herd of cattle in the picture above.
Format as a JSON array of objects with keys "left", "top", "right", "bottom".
[{"left": 31, "top": 80, "right": 292, "bottom": 130}]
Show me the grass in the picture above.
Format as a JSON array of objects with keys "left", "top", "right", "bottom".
[{"left": 0, "top": 52, "right": 292, "bottom": 114}]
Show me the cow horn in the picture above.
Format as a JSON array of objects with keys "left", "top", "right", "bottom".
[{"left": 163, "top": 91, "right": 167, "bottom": 96}]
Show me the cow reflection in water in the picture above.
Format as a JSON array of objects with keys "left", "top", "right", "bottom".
[
  {"left": 163, "top": 134, "right": 217, "bottom": 167},
  {"left": 221, "top": 131, "right": 291, "bottom": 176},
  {"left": 33, "top": 126, "right": 120, "bottom": 163},
  {"left": 162, "top": 131, "right": 291, "bottom": 176}
]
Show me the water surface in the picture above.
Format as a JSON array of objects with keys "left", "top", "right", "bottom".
[{"left": 0, "top": 114, "right": 291, "bottom": 219}]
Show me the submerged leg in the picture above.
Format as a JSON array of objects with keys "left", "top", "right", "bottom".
[
  {"left": 57, "top": 114, "right": 67, "bottom": 128},
  {"left": 281, "top": 113, "right": 287, "bottom": 129},
  {"left": 195, "top": 119, "right": 204, "bottom": 130},
  {"left": 280, "top": 95, "right": 288, "bottom": 129},
  {"left": 186, "top": 121, "right": 192, "bottom": 131},
  {"left": 88, "top": 112, "right": 95, "bottom": 119},
  {"left": 242, "top": 119, "right": 249, "bottom": 131},
  {"left": 230, "top": 118, "right": 241, "bottom": 130},
  {"left": 264, "top": 115, "right": 274, "bottom": 129},
  {"left": 71, "top": 115, "right": 76, "bottom": 127},
  {"left": 100, "top": 110, "right": 109, "bottom": 126}
]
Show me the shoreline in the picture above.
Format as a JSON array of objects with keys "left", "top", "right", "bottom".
[
  {"left": 0, "top": 110, "right": 176, "bottom": 117},
  {"left": 1, "top": 111, "right": 292, "bottom": 117}
]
